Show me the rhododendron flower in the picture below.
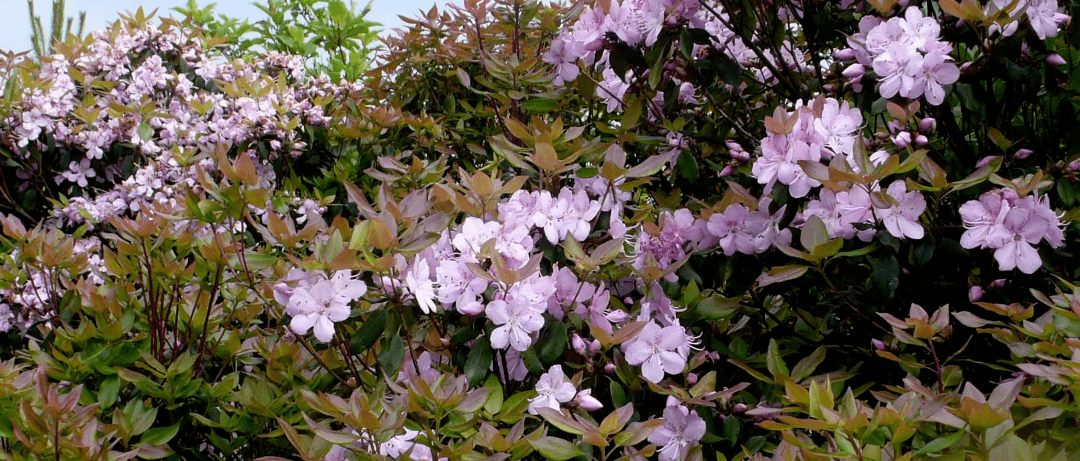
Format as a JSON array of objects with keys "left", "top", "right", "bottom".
[
  {"left": 487, "top": 298, "right": 545, "bottom": 351},
  {"left": 380, "top": 428, "right": 437, "bottom": 461},
  {"left": 1027, "top": 0, "right": 1070, "bottom": 40},
  {"left": 625, "top": 322, "right": 689, "bottom": 383},
  {"left": 960, "top": 188, "right": 1064, "bottom": 274},
  {"left": 405, "top": 257, "right": 439, "bottom": 314},
  {"left": 281, "top": 270, "right": 367, "bottom": 342},
  {"left": 649, "top": 402, "right": 706, "bottom": 461},
  {"left": 528, "top": 365, "right": 577, "bottom": 414},
  {"left": 877, "top": 181, "right": 926, "bottom": 240}
]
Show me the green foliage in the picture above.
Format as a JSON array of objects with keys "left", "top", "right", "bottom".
[{"left": 26, "top": 0, "right": 86, "bottom": 57}]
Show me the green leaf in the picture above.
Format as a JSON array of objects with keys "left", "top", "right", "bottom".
[
  {"left": 350, "top": 309, "right": 387, "bottom": 353},
  {"left": 756, "top": 265, "right": 809, "bottom": 287},
  {"left": 790, "top": 346, "right": 826, "bottom": 382},
  {"left": 464, "top": 337, "right": 493, "bottom": 387},
  {"left": 140, "top": 423, "right": 180, "bottom": 445},
  {"left": 870, "top": 254, "right": 900, "bottom": 300},
  {"left": 538, "top": 322, "right": 567, "bottom": 365},
  {"left": 98, "top": 376, "right": 121, "bottom": 408},
  {"left": 378, "top": 334, "right": 406, "bottom": 378},
  {"left": 677, "top": 151, "right": 700, "bottom": 183},
  {"left": 529, "top": 436, "right": 585, "bottom": 461},
  {"left": 913, "top": 431, "right": 963, "bottom": 456},
  {"left": 327, "top": 0, "right": 347, "bottom": 25},
  {"left": 522, "top": 98, "right": 559, "bottom": 113},
  {"left": 766, "top": 339, "right": 789, "bottom": 379},
  {"left": 800, "top": 215, "right": 829, "bottom": 251}
]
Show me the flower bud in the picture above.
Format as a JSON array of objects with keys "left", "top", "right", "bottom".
[
  {"left": 687, "top": 373, "right": 698, "bottom": 385},
  {"left": 603, "top": 363, "right": 616, "bottom": 374},
  {"left": 914, "top": 134, "right": 928, "bottom": 146},
  {"left": 1014, "top": 148, "right": 1033, "bottom": 159},
  {"left": 732, "top": 403, "right": 748, "bottom": 413},
  {"left": 575, "top": 389, "right": 604, "bottom": 411},
  {"left": 892, "top": 131, "right": 911, "bottom": 148},
  {"left": 919, "top": 118, "right": 936, "bottom": 131},
  {"left": 991, "top": 279, "right": 1006, "bottom": 288},
  {"left": 1048, "top": 53, "right": 1067, "bottom": 66},
  {"left": 725, "top": 140, "right": 742, "bottom": 151},
  {"left": 589, "top": 339, "right": 602, "bottom": 355},
  {"left": 968, "top": 286, "right": 983, "bottom": 302},
  {"left": 842, "top": 63, "right": 865, "bottom": 79},
  {"left": 823, "top": 84, "right": 836, "bottom": 93},
  {"left": 1069, "top": 159, "right": 1080, "bottom": 171},
  {"left": 871, "top": 339, "right": 886, "bottom": 351},
  {"left": 720, "top": 165, "right": 734, "bottom": 177},
  {"left": 833, "top": 48, "right": 856, "bottom": 61},
  {"left": 571, "top": 334, "right": 588, "bottom": 355}
]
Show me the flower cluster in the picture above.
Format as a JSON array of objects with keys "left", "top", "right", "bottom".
[
  {"left": 983, "top": 0, "right": 1070, "bottom": 40},
  {"left": 274, "top": 270, "right": 367, "bottom": 342},
  {"left": 804, "top": 180, "right": 927, "bottom": 241},
  {"left": 751, "top": 98, "right": 864, "bottom": 198},
  {"left": 2, "top": 21, "right": 359, "bottom": 227},
  {"left": 528, "top": 365, "right": 602, "bottom": 414},
  {"left": 844, "top": 7, "right": 960, "bottom": 105},
  {"left": 960, "top": 188, "right": 1064, "bottom": 273}
]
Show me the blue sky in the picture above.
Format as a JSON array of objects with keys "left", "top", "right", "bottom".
[{"left": 0, "top": 0, "right": 449, "bottom": 54}]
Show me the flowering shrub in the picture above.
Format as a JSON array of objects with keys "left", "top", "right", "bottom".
[{"left": 2, "top": 0, "right": 1080, "bottom": 460}]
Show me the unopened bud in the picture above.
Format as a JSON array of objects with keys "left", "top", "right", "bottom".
[
  {"left": 991, "top": 278, "right": 1006, "bottom": 288},
  {"left": 725, "top": 140, "right": 742, "bottom": 151},
  {"left": 892, "top": 131, "right": 911, "bottom": 148},
  {"left": 914, "top": 135, "right": 928, "bottom": 146},
  {"left": 842, "top": 63, "right": 865, "bottom": 79},
  {"left": 871, "top": 339, "right": 886, "bottom": 351},
  {"left": 571, "top": 334, "right": 588, "bottom": 355},
  {"left": 1069, "top": 159, "right": 1080, "bottom": 171},
  {"left": 1014, "top": 148, "right": 1033, "bottom": 159},
  {"left": 589, "top": 339, "right": 602, "bottom": 355},
  {"left": 919, "top": 118, "right": 936, "bottom": 131},
  {"left": 969, "top": 286, "right": 984, "bottom": 302},
  {"left": 575, "top": 390, "right": 604, "bottom": 411},
  {"left": 720, "top": 165, "right": 734, "bottom": 177},
  {"left": 823, "top": 84, "right": 836, "bottom": 93},
  {"left": 833, "top": 48, "right": 856, "bottom": 61},
  {"left": 603, "top": 363, "right": 616, "bottom": 374},
  {"left": 732, "top": 403, "right": 748, "bottom": 413},
  {"left": 1048, "top": 53, "right": 1067, "bottom": 66},
  {"left": 687, "top": 373, "right": 698, "bottom": 385}
]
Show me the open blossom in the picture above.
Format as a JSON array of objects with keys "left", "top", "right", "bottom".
[
  {"left": 405, "top": 256, "right": 439, "bottom": 314},
  {"left": 278, "top": 270, "right": 367, "bottom": 342},
  {"left": 876, "top": 181, "right": 926, "bottom": 240},
  {"left": 487, "top": 297, "right": 545, "bottom": 352},
  {"left": 625, "top": 322, "right": 690, "bottom": 383},
  {"left": 649, "top": 401, "right": 707, "bottom": 461},
  {"left": 528, "top": 365, "right": 578, "bottom": 414},
  {"left": 960, "top": 188, "right": 1064, "bottom": 274}
]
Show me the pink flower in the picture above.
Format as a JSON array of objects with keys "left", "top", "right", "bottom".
[
  {"left": 877, "top": 181, "right": 926, "bottom": 240},
  {"left": 528, "top": 365, "right": 578, "bottom": 414},
  {"left": 649, "top": 403, "right": 706, "bottom": 461},
  {"left": 960, "top": 188, "right": 1064, "bottom": 274},
  {"left": 284, "top": 271, "right": 367, "bottom": 342},
  {"left": 625, "top": 322, "right": 688, "bottom": 383},
  {"left": 1027, "top": 0, "right": 1070, "bottom": 40},
  {"left": 487, "top": 298, "right": 545, "bottom": 351}
]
